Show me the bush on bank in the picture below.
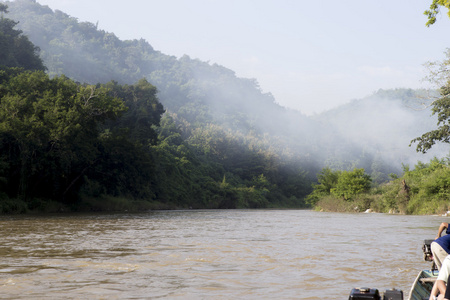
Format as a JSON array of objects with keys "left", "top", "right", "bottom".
[{"left": 311, "top": 157, "right": 450, "bottom": 215}]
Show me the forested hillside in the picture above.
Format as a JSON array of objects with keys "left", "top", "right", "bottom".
[
  {"left": 0, "top": 0, "right": 445, "bottom": 213},
  {"left": 4, "top": 0, "right": 318, "bottom": 153},
  {"left": 0, "top": 0, "right": 314, "bottom": 212}
]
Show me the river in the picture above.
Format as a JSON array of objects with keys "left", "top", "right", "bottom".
[{"left": 0, "top": 209, "right": 443, "bottom": 299}]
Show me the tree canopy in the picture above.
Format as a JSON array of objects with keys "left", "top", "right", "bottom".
[
  {"left": 0, "top": 4, "right": 45, "bottom": 71},
  {"left": 410, "top": 91, "right": 450, "bottom": 153},
  {"left": 425, "top": 0, "right": 450, "bottom": 26},
  {"left": 0, "top": 67, "right": 171, "bottom": 211},
  {"left": 410, "top": 22, "right": 450, "bottom": 153}
]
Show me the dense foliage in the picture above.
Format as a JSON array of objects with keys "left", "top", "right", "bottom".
[
  {"left": 0, "top": 68, "right": 163, "bottom": 211},
  {"left": 0, "top": 4, "right": 311, "bottom": 212},
  {"left": 1, "top": 0, "right": 449, "bottom": 214},
  {"left": 398, "top": 158, "right": 450, "bottom": 214},
  {"left": 0, "top": 3, "right": 45, "bottom": 71},
  {"left": 308, "top": 157, "right": 450, "bottom": 215},
  {"left": 0, "top": 67, "right": 310, "bottom": 212},
  {"left": 306, "top": 168, "right": 372, "bottom": 205}
]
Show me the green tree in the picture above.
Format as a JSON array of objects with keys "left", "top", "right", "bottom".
[
  {"left": 305, "top": 167, "right": 340, "bottom": 205},
  {"left": 410, "top": 50, "right": 450, "bottom": 153},
  {"left": 104, "top": 79, "right": 165, "bottom": 146},
  {"left": 414, "top": 2, "right": 450, "bottom": 153},
  {"left": 410, "top": 92, "right": 450, "bottom": 153},
  {"left": 425, "top": 0, "right": 450, "bottom": 26},
  {"left": 331, "top": 168, "right": 372, "bottom": 201},
  {"left": 0, "top": 70, "right": 126, "bottom": 202},
  {"left": 0, "top": 4, "right": 45, "bottom": 71}
]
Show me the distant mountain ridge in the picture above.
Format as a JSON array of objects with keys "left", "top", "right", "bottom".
[
  {"left": 314, "top": 89, "right": 444, "bottom": 171},
  {"left": 3, "top": 0, "right": 445, "bottom": 181}
]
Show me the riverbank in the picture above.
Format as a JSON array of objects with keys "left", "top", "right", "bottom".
[
  {"left": 1, "top": 194, "right": 307, "bottom": 215},
  {"left": 0, "top": 196, "right": 181, "bottom": 215},
  {"left": 309, "top": 158, "right": 450, "bottom": 216},
  {"left": 313, "top": 192, "right": 450, "bottom": 216}
]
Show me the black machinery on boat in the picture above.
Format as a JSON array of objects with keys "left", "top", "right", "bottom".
[
  {"left": 348, "top": 287, "right": 403, "bottom": 300},
  {"left": 422, "top": 239, "right": 438, "bottom": 273},
  {"left": 348, "top": 239, "right": 439, "bottom": 300}
]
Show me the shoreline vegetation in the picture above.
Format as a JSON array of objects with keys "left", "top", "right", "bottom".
[
  {"left": 309, "top": 157, "right": 450, "bottom": 216},
  {"left": 0, "top": 195, "right": 307, "bottom": 215},
  {"left": 3, "top": 156, "right": 450, "bottom": 216},
  {"left": 1, "top": 2, "right": 450, "bottom": 216}
]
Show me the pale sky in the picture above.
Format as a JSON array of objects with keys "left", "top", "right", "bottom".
[{"left": 33, "top": 0, "right": 450, "bottom": 115}]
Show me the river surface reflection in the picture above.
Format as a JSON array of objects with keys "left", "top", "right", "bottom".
[{"left": 0, "top": 210, "right": 443, "bottom": 299}]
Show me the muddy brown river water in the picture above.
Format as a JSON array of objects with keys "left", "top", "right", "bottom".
[{"left": 0, "top": 210, "right": 443, "bottom": 299}]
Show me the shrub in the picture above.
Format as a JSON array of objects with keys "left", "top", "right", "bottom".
[{"left": 331, "top": 168, "right": 372, "bottom": 200}]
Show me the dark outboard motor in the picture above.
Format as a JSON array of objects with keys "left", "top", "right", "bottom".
[
  {"left": 422, "top": 239, "right": 437, "bottom": 271},
  {"left": 422, "top": 239, "right": 434, "bottom": 262}
]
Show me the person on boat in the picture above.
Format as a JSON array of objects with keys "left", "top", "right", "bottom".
[
  {"left": 431, "top": 222, "right": 450, "bottom": 270},
  {"left": 429, "top": 255, "right": 450, "bottom": 300}
]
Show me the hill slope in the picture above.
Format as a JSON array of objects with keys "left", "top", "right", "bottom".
[{"left": 4, "top": 0, "right": 445, "bottom": 183}]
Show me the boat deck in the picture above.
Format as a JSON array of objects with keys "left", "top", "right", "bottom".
[{"left": 409, "top": 269, "right": 439, "bottom": 300}]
